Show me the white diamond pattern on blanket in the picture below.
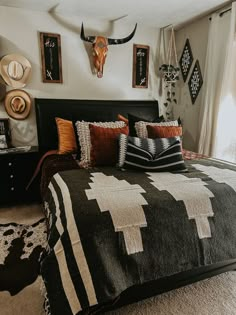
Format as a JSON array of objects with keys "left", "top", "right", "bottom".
[
  {"left": 146, "top": 172, "right": 214, "bottom": 239},
  {"left": 86, "top": 173, "right": 148, "bottom": 255},
  {"left": 194, "top": 164, "right": 236, "bottom": 192}
]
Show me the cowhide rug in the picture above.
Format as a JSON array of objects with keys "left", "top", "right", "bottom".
[
  {"left": 0, "top": 218, "right": 47, "bottom": 295},
  {"left": 0, "top": 204, "right": 47, "bottom": 314}
]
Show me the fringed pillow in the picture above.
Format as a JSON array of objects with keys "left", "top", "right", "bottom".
[
  {"left": 75, "top": 120, "right": 126, "bottom": 168},
  {"left": 135, "top": 120, "right": 179, "bottom": 138}
]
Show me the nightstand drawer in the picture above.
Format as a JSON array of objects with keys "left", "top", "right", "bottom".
[{"left": 0, "top": 147, "right": 41, "bottom": 205}]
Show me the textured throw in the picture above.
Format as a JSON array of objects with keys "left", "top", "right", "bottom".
[{"left": 41, "top": 158, "right": 236, "bottom": 315}]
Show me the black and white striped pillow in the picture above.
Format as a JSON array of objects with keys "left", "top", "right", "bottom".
[
  {"left": 118, "top": 133, "right": 180, "bottom": 168},
  {"left": 120, "top": 139, "right": 187, "bottom": 172}
]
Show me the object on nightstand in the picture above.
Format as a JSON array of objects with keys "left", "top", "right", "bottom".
[
  {"left": 0, "top": 118, "right": 11, "bottom": 148},
  {"left": 0, "top": 146, "right": 31, "bottom": 154}
]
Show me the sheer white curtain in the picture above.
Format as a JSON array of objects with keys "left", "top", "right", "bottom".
[
  {"left": 213, "top": 3, "right": 236, "bottom": 162},
  {"left": 198, "top": 3, "right": 236, "bottom": 163}
]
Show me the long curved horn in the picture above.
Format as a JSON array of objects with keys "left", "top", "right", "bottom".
[
  {"left": 80, "top": 23, "right": 96, "bottom": 43},
  {"left": 107, "top": 23, "right": 137, "bottom": 45}
]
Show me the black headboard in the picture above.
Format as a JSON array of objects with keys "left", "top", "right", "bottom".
[{"left": 35, "top": 98, "right": 159, "bottom": 151}]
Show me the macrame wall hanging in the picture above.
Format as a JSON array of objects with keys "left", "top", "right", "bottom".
[{"left": 159, "top": 26, "right": 180, "bottom": 119}]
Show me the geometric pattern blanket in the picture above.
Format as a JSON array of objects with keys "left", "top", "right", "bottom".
[{"left": 41, "top": 158, "right": 236, "bottom": 315}]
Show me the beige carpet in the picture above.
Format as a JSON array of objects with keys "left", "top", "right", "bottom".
[
  {"left": 1, "top": 204, "right": 236, "bottom": 315},
  {"left": 1, "top": 271, "right": 236, "bottom": 315}
]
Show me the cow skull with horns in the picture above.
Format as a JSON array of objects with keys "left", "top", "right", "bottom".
[{"left": 80, "top": 23, "right": 137, "bottom": 78}]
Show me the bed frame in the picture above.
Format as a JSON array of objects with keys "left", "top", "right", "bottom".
[
  {"left": 35, "top": 98, "right": 236, "bottom": 314},
  {"left": 35, "top": 98, "right": 159, "bottom": 152}
]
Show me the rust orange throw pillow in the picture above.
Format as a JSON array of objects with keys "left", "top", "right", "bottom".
[
  {"left": 56, "top": 117, "right": 77, "bottom": 154},
  {"left": 147, "top": 125, "right": 182, "bottom": 139},
  {"left": 117, "top": 114, "right": 129, "bottom": 125},
  {"left": 89, "top": 124, "right": 129, "bottom": 166}
]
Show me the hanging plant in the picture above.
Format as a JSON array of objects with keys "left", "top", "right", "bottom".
[
  {"left": 159, "top": 26, "right": 180, "bottom": 114},
  {"left": 159, "top": 64, "right": 180, "bottom": 84}
]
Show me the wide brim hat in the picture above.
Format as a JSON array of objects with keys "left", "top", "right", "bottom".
[
  {"left": 0, "top": 54, "right": 32, "bottom": 88},
  {"left": 4, "top": 89, "right": 32, "bottom": 120}
]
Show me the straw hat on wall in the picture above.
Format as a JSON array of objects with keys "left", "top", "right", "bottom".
[
  {"left": 0, "top": 54, "right": 32, "bottom": 88},
  {"left": 4, "top": 89, "right": 32, "bottom": 120}
]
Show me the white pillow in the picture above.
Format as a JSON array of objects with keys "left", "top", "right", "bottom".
[
  {"left": 135, "top": 120, "right": 179, "bottom": 138},
  {"left": 75, "top": 120, "right": 126, "bottom": 168}
]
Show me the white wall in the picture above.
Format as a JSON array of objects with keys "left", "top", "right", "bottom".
[
  {"left": 0, "top": 6, "right": 161, "bottom": 146},
  {"left": 175, "top": 17, "right": 210, "bottom": 151}
]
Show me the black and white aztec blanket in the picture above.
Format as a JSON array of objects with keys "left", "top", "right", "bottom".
[{"left": 41, "top": 158, "right": 236, "bottom": 315}]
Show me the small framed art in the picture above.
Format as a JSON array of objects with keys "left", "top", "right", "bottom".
[
  {"left": 132, "top": 44, "right": 149, "bottom": 88},
  {"left": 39, "top": 32, "right": 63, "bottom": 83},
  {"left": 0, "top": 118, "right": 11, "bottom": 149}
]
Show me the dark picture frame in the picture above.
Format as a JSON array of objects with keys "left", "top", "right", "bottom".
[
  {"left": 39, "top": 32, "right": 63, "bottom": 83},
  {"left": 0, "top": 118, "right": 11, "bottom": 149},
  {"left": 132, "top": 44, "right": 149, "bottom": 88}
]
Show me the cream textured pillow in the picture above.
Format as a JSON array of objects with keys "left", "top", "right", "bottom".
[
  {"left": 75, "top": 120, "right": 126, "bottom": 168},
  {"left": 135, "top": 120, "right": 178, "bottom": 138}
]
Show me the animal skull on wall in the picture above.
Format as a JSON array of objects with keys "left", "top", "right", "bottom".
[{"left": 80, "top": 23, "right": 137, "bottom": 78}]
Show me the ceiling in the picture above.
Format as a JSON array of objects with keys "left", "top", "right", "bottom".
[{"left": 0, "top": 0, "right": 232, "bottom": 28}]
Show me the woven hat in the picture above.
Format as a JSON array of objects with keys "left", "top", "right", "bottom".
[
  {"left": 4, "top": 89, "right": 32, "bottom": 120},
  {"left": 0, "top": 54, "right": 32, "bottom": 88}
]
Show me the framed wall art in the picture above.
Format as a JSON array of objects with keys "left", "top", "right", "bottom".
[
  {"left": 188, "top": 59, "right": 203, "bottom": 104},
  {"left": 39, "top": 32, "right": 63, "bottom": 83},
  {"left": 179, "top": 38, "right": 193, "bottom": 82},
  {"left": 132, "top": 44, "right": 149, "bottom": 88},
  {"left": 0, "top": 118, "right": 11, "bottom": 149}
]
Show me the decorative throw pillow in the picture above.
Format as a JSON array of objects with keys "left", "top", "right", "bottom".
[
  {"left": 117, "top": 114, "right": 128, "bottom": 125},
  {"left": 90, "top": 124, "right": 129, "bottom": 166},
  {"left": 147, "top": 125, "right": 183, "bottom": 139},
  {"left": 127, "top": 113, "right": 164, "bottom": 137},
  {"left": 118, "top": 133, "right": 180, "bottom": 168},
  {"left": 75, "top": 120, "right": 126, "bottom": 168},
  {"left": 135, "top": 120, "right": 179, "bottom": 138},
  {"left": 55, "top": 117, "right": 77, "bottom": 154},
  {"left": 122, "top": 140, "right": 187, "bottom": 172}
]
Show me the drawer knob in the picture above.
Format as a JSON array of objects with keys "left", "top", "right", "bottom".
[
  {"left": 10, "top": 187, "right": 14, "bottom": 191},
  {"left": 10, "top": 174, "right": 14, "bottom": 178},
  {"left": 8, "top": 162, "right": 12, "bottom": 166}
]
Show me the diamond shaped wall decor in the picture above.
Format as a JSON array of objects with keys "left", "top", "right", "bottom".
[
  {"left": 179, "top": 38, "right": 193, "bottom": 82},
  {"left": 188, "top": 60, "right": 203, "bottom": 105}
]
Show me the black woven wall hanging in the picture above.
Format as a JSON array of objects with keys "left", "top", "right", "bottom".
[
  {"left": 188, "top": 59, "right": 203, "bottom": 104},
  {"left": 179, "top": 38, "right": 193, "bottom": 82}
]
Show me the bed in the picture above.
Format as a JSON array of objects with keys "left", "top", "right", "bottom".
[{"left": 35, "top": 98, "right": 236, "bottom": 315}]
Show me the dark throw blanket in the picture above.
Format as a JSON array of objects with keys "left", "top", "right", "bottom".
[{"left": 41, "top": 158, "right": 236, "bottom": 315}]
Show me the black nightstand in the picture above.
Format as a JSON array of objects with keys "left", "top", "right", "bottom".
[{"left": 0, "top": 146, "right": 41, "bottom": 206}]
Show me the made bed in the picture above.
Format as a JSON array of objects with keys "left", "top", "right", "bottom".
[{"left": 35, "top": 98, "right": 236, "bottom": 315}]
